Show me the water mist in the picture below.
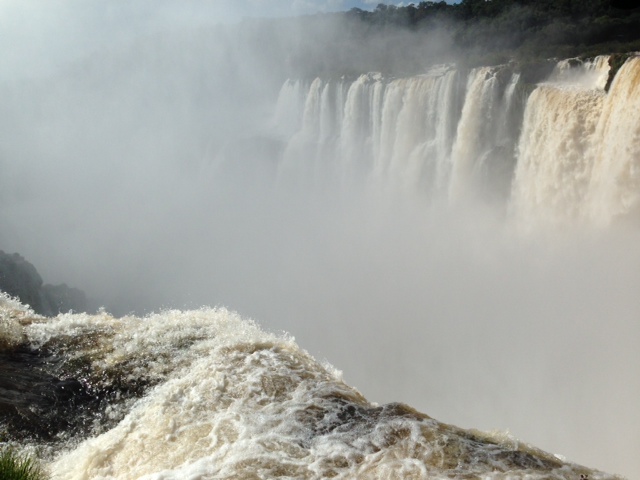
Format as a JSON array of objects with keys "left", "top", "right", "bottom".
[{"left": 0, "top": 5, "right": 638, "bottom": 479}]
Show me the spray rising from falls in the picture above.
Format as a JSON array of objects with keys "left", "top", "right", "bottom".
[
  {"left": 1, "top": 50, "right": 639, "bottom": 479},
  {"left": 276, "top": 55, "right": 640, "bottom": 226}
]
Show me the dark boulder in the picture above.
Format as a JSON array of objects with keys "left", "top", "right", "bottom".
[{"left": 0, "top": 250, "right": 87, "bottom": 316}]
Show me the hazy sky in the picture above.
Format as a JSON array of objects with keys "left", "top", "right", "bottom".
[{"left": 0, "top": 0, "right": 458, "bottom": 81}]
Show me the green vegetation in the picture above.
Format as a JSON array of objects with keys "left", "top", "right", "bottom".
[
  {"left": 345, "top": 0, "right": 640, "bottom": 67},
  {"left": 256, "top": 0, "right": 640, "bottom": 79},
  {"left": 0, "top": 449, "right": 46, "bottom": 480}
]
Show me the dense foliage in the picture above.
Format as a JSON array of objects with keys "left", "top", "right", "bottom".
[
  {"left": 263, "top": 0, "right": 640, "bottom": 78},
  {"left": 345, "top": 0, "right": 640, "bottom": 66}
]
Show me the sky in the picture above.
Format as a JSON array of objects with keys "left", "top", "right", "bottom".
[{"left": 0, "top": 0, "right": 458, "bottom": 81}]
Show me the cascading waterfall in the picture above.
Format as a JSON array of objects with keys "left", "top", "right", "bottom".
[
  {"left": 513, "top": 55, "right": 640, "bottom": 227},
  {"left": 587, "top": 56, "right": 640, "bottom": 223},
  {"left": 277, "top": 67, "right": 462, "bottom": 193},
  {"left": 376, "top": 68, "right": 460, "bottom": 192},
  {"left": 510, "top": 85, "right": 606, "bottom": 225},
  {"left": 449, "top": 67, "right": 522, "bottom": 202},
  {"left": 275, "top": 54, "right": 640, "bottom": 225}
]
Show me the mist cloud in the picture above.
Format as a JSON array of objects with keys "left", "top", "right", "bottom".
[{"left": 0, "top": 4, "right": 637, "bottom": 478}]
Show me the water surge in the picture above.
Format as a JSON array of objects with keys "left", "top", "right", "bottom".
[{"left": 0, "top": 293, "right": 621, "bottom": 479}]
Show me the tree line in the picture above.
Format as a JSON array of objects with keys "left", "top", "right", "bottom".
[{"left": 341, "top": 0, "right": 640, "bottom": 66}]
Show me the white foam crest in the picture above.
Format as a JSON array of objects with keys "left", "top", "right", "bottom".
[
  {"left": 43, "top": 307, "right": 620, "bottom": 479},
  {"left": 24, "top": 307, "right": 277, "bottom": 391},
  {"left": 549, "top": 55, "right": 611, "bottom": 90},
  {"left": 0, "top": 291, "right": 36, "bottom": 349},
  {"left": 48, "top": 333, "right": 346, "bottom": 479}
]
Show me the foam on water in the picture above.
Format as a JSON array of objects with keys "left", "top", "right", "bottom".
[
  {"left": 0, "top": 296, "right": 624, "bottom": 479},
  {"left": 0, "top": 292, "right": 34, "bottom": 349},
  {"left": 548, "top": 56, "right": 611, "bottom": 90}
]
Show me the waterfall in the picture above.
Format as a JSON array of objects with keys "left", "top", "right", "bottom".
[
  {"left": 548, "top": 55, "right": 611, "bottom": 90},
  {"left": 513, "top": 55, "right": 640, "bottom": 227},
  {"left": 275, "top": 66, "right": 463, "bottom": 193},
  {"left": 275, "top": 55, "right": 640, "bottom": 226},
  {"left": 449, "top": 67, "right": 522, "bottom": 202},
  {"left": 274, "top": 63, "right": 521, "bottom": 203},
  {"left": 587, "top": 56, "right": 640, "bottom": 223},
  {"left": 3, "top": 44, "right": 639, "bottom": 479},
  {"left": 510, "top": 86, "right": 606, "bottom": 226},
  {"left": 376, "top": 68, "right": 460, "bottom": 192}
]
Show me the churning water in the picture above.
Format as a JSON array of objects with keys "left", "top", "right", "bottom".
[{"left": 0, "top": 293, "right": 626, "bottom": 479}]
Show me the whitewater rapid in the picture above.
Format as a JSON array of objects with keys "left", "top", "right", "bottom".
[{"left": 0, "top": 293, "right": 622, "bottom": 479}]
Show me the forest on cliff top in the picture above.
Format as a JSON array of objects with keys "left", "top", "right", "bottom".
[{"left": 259, "top": 0, "right": 640, "bottom": 77}]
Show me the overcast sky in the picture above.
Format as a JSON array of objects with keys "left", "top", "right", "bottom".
[{"left": 0, "top": 0, "right": 458, "bottom": 81}]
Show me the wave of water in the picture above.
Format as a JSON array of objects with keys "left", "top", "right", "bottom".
[{"left": 0, "top": 293, "right": 622, "bottom": 479}]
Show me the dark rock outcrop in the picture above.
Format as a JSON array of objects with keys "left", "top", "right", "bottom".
[{"left": 0, "top": 250, "right": 87, "bottom": 316}]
